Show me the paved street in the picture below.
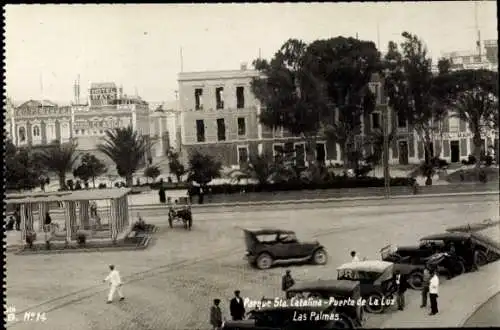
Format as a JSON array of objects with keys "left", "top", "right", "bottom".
[
  {"left": 464, "top": 292, "right": 500, "bottom": 327},
  {"left": 6, "top": 195, "right": 499, "bottom": 330}
]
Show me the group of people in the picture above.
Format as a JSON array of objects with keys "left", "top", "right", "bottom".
[{"left": 210, "top": 290, "right": 246, "bottom": 330}]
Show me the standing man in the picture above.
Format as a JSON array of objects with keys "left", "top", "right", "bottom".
[
  {"left": 210, "top": 298, "right": 223, "bottom": 330},
  {"left": 429, "top": 269, "right": 439, "bottom": 315},
  {"left": 103, "top": 265, "right": 125, "bottom": 304},
  {"left": 159, "top": 183, "right": 166, "bottom": 204},
  {"left": 281, "top": 270, "right": 295, "bottom": 292},
  {"left": 351, "top": 251, "right": 360, "bottom": 262},
  {"left": 420, "top": 266, "right": 431, "bottom": 308},
  {"left": 393, "top": 270, "right": 407, "bottom": 310},
  {"left": 230, "top": 290, "right": 245, "bottom": 321}
]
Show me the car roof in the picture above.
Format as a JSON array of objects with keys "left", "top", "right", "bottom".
[
  {"left": 244, "top": 228, "right": 296, "bottom": 235},
  {"left": 337, "top": 260, "right": 393, "bottom": 272},
  {"left": 287, "top": 280, "right": 359, "bottom": 293},
  {"left": 420, "top": 232, "right": 471, "bottom": 241}
]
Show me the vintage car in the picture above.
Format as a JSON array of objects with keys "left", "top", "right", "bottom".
[
  {"left": 380, "top": 231, "right": 500, "bottom": 272},
  {"left": 285, "top": 280, "right": 365, "bottom": 328},
  {"left": 243, "top": 228, "right": 328, "bottom": 270},
  {"left": 166, "top": 189, "right": 192, "bottom": 230},
  {"left": 336, "top": 260, "right": 420, "bottom": 313},
  {"left": 221, "top": 304, "right": 359, "bottom": 329}
]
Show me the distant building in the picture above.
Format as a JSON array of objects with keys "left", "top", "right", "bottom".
[{"left": 440, "top": 39, "right": 498, "bottom": 72}]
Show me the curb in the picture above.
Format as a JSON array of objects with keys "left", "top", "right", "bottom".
[{"left": 460, "top": 289, "right": 500, "bottom": 326}]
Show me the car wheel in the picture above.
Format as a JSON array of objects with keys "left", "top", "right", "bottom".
[
  {"left": 407, "top": 270, "right": 424, "bottom": 290},
  {"left": 312, "top": 248, "right": 328, "bottom": 265},
  {"left": 364, "top": 293, "right": 385, "bottom": 314},
  {"left": 449, "top": 259, "right": 465, "bottom": 277},
  {"left": 475, "top": 250, "right": 488, "bottom": 266},
  {"left": 256, "top": 253, "right": 273, "bottom": 270}
]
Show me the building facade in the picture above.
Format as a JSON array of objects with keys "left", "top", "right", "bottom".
[{"left": 441, "top": 39, "right": 498, "bottom": 72}]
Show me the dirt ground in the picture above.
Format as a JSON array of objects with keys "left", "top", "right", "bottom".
[{"left": 5, "top": 195, "right": 499, "bottom": 330}]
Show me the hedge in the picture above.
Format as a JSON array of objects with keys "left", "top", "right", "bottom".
[{"left": 143, "top": 176, "right": 415, "bottom": 195}]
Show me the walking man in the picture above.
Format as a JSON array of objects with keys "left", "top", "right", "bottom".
[
  {"left": 393, "top": 270, "right": 407, "bottom": 310},
  {"left": 210, "top": 298, "right": 223, "bottom": 330},
  {"left": 103, "top": 265, "right": 125, "bottom": 303},
  {"left": 230, "top": 290, "right": 245, "bottom": 321},
  {"left": 281, "top": 270, "right": 295, "bottom": 292},
  {"left": 429, "top": 269, "right": 439, "bottom": 315},
  {"left": 420, "top": 266, "right": 431, "bottom": 308},
  {"left": 351, "top": 251, "right": 360, "bottom": 262}
]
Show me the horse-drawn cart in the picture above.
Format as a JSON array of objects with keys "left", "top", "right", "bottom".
[{"left": 167, "top": 189, "right": 192, "bottom": 230}]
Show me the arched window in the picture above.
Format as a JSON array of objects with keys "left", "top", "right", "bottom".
[
  {"left": 33, "top": 125, "right": 41, "bottom": 137},
  {"left": 19, "top": 127, "right": 26, "bottom": 142}
]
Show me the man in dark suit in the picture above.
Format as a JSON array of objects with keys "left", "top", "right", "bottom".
[
  {"left": 230, "top": 290, "right": 245, "bottom": 321},
  {"left": 393, "top": 270, "right": 408, "bottom": 310},
  {"left": 210, "top": 298, "right": 223, "bottom": 330}
]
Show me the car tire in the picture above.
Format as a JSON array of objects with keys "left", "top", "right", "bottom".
[
  {"left": 407, "top": 270, "right": 424, "bottom": 290},
  {"left": 256, "top": 253, "right": 273, "bottom": 270},
  {"left": 312, "top": 248, "right": 328, "bottom": 265},
  {"left": 364, "top": 292, "right": 385, "bottom": 314},
  {"left": 449, "top": 259, "right": 466, "bottom": 277},
  {"left": 475, "top": 250, "right": 488, "bottom": 266}
]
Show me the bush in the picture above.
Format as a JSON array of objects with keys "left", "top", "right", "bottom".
[
  {"left": 98, "top": 183, "right": 107, "bottom": 189},
  {"left": 467, "top": 154, "right": 477, "bottom": 165},
  {"left": 26, "top": 231, "right": 36, "bottom": 248},
  {"left": 77, "top": 232, "right": 87, "bottom": 245}
]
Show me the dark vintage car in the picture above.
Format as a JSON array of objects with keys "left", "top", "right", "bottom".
[
  {"left": 285, "top": 280, "right": 365, "bottom": 328},
  {"left": 380, "top": 231, "right": 500, "bottom": 273},
  {"left": 336, "top": 260, "right": 422, "bottom": 313},
  {"left": 243, "top": 229, "right": 328, "bottom": 270},
  {"left": 221, "top": 304, "right": 359, "bottom": 330}
]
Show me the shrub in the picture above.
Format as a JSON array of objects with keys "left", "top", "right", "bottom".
[
  {"left": 98, "top": 183, "right": 107, "bottom": 189},
  {"left": 77, "top": 232, "right": 87, "bottom": 246},
  {"left": 25, "top": 231, "right": 36, "bottom": 248},
  {"left": 467, "top": 154, "right": 477, "bottom": 165}
]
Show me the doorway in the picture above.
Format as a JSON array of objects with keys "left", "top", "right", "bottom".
[
  {"left": 398, "top": 140, "right": 409, "bottom": 165},
  {"left": 316, "top": 143, "right": 326, "bottom": 164},
  {"left": 450, "top": 140, "right": 460, "bottom": 163}
]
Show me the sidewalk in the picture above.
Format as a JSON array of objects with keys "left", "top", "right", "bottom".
[{"left": 381, "top": 261, "right": 500, "bottom": 328}]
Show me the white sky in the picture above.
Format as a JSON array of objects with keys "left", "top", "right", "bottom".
[{"left": 5, "top": 2, "right": 498, "bottom": 105}]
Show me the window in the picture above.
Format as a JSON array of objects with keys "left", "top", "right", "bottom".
[
  {"left": 371, "top": 112, "right": 381, "bottom": 129},
  {"left": 237, "top": 145, "right": 249, "bottom": 164},
  {"left": 316, "top": 143, "right": 326, "bottom": 163},
  {"left": 217, "top": 118, "right": 226, "bottom": 141},
  {"left": 33, "top": 125, "right": 41, "bottom": 137},
  {"left": 236, "top": 86, "right": 245, "bottom": 108},
  {"left": 273, "top": 143, "right": 284, "bottom": 160},
  {"left": 449, "top": 116, "right": 459, "bottom": 131},
  {"left": 195, "top": 88, "right": 203, "bottom": 110},
  {"left": 216, "top": 87, "right": 224, "bottom": 109},
  {"left": 237, "top": 117, "right": 246, "bottom": 136},
  {"left": 18, "top": 127, "right": 26, "bottom": 142},
  {"left": 196, "top": 119, "right": 205, "bottom": 142},
  {"left": 397, "top": 112, "right": 407, "bottom": 128},
  {"left": 294, "top": 143, "right": 306, "bottom": 167}
]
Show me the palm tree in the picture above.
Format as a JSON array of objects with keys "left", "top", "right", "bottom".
[
  {"left": 36, "top": 140, "right": 78, "bottom": 190},
  {"left": 363, "top": 128, "right": 396, "bottom": 166},
  {"left": 98, "top": 126, "right": 149, "bottom": 187}
]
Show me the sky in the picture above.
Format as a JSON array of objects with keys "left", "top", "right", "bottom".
[{"left": 5, "top": 2, "right": 498, "bottom": 105}]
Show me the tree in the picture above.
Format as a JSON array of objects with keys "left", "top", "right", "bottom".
[
  {"left": 437, "top": 57, "right": 452, "bottom": 75},
  {"left": 363, "top": 129, "right": 396, "bottom": 165},
  {"left": 435, "top": 69, "right": 499, "bottom": 169},
  {"left": 144, "top": 165, "right": 161, "bottom": 183},
  {"left": 5, "top": 140, "right": 40, "bottom": 191},
  {"left": 251, "top": 39, "right": 329, "bottom": 165},
  {"left": 36, "top": 140, "right": 78, "bottom": 190},
  {"left": 187, "top": 151, "right": 222, "bottom": 186},
  {"left": 384, "top": 32, "right": 446, "bottom": 165},
  {"left": 73, "top": 153, "right": 107, "bottom": 188},
  {"left": 305, "top": 37, "right": 381, "bottom": 171},
  {"left": 240, "top": 153, "right": 273, "bottom": 186},
  {"left": 167, "top": 149, "right": 186, "bottom": 182},
  {"left": 98, "top": 126, "right": 148, "bottom": 187}
]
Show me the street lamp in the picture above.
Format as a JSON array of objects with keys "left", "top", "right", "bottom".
[{"left": 382, "top": 70, "right": 391, "bottom": 199}]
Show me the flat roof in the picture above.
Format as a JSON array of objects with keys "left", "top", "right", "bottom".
[{"left": 6, "top": 188, "right": 131, "bottom": 204}]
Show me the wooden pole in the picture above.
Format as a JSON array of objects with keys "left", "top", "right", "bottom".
[
  {"left": 20, "top": 204, "right": 27, "bottom": 241},
  {"left": 65, "top": 201, "right": 72, "bottom": 243}
]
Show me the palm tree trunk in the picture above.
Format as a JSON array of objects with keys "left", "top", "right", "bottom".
[
  {"left": 126, "top": 175, "right": 133, "bottom": 187},
  {"left": 473, "top": 132, "right": 483, "bottom": 169},
  {"left": 58, "top": 174, "right": 66, "bottom": 190},
  {"left": 341, "top": 143, "right": 349, "bottom": 173},
  {"left": 92, "top": 177, "right": 96, "bottom": 188}
]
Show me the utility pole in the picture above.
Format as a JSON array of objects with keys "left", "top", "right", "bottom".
[{"left": 382, "top": 81, "right": 391, "bottom": 198}]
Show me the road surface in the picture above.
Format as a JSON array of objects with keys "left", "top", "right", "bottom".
[
  {"left": 463, "top": 291, "right": 500, "bottom": 327},
  {"left": 6, "top": 195, "right": 499, "bottom": 329}
]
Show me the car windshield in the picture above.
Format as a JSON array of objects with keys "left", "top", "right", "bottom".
[{"left": 256, "top": 234, "right": 278, "bottom": 243}]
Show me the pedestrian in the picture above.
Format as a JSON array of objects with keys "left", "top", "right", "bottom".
[
  {"left": 14, "top": 209, "right": 21, "bottom": 231},
  {"left": 350, "top": 251, "right": 360, "bottom": 262},
  {"left": 44, "top": 211, "right": 52, "bottom": 232},
  {"left": 103, "top": 265, "right": 125, "bottom": 304},
  {"left": 6, "top": 215, "right": 15, "bottom": 231},
  {"left": 281, "top": 270, "right": 295, "bottom": 292},
  {"left": 159, "top": 185, "right": 166, "bottom": 204},
  {"left": 420, "top": 266, "right": 431, "bottom": 308},
  {"left": 198, "top": 186, "right": 205, "bottom": 204},
  {"left": 230, "top": 290, "right": 245, "bottom": 321},
  {"left": 393, "top": 270, "right": 407, "bottom": 310},
  {"left": 429, "top": 268, "right": 439, "bottom": 315},
  {"left": 210, "top": 298, "right": 223, "bottom": 330}
]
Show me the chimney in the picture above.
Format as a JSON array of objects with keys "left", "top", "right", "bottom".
[{"left": 240, "top": 62, "right": 248, "bottom": 71}]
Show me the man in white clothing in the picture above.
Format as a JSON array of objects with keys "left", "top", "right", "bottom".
[
  {"left": 350, "top": 251, "right": 360, "bottom": 262},
  {"left": 103, "top": 265, "right": 125, "bottom": 303},
  {"left": 428, "top": 268, "right": 439, "bottom": 315}
]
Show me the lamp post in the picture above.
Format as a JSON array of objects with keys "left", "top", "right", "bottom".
[{"left": 382, "top": 72, "right": 391, "bottom": 199}]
